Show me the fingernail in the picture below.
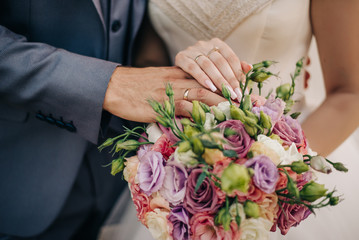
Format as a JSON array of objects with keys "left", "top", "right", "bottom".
[
  {"left": 205, "top": 80, "right": 217, "bottom": 92},
  {"left": 227, "top": 85, "right": 237, "bottom": 99},
  {"left": 234, "top": 87, "right": 242, "bottom": 101}
]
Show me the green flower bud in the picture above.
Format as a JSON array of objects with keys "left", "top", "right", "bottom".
[
  {"left": 200, "top": 102, "right": 211, "bottom": 113},
  {"left": 166, "top": 84, "right": 174, "bottom": 97},
  {"left": 212, "top": 106, "right": 226, "bottom": 122},
  {"left": 287, "top": 176, "right": 300, "bottom": 199},
  {"left": 230, "top": 105, "right": 245, "bottom": 122},
  {"left": 252, "top": 60, "right": 276, "bottom": 70},
  {"left": 243, "top": 116, "right": 258, "bottom": 127},
  {"left": 290, "top": 112, "right": 301, "bottom": 119},
  {"left": 221, "top": 164, "right": 251, "bottom": 194},
  {"left": 310, "top": 156, "right": 332, "bottom": 174},
  {"left": 111, "top": 158, "right": 124, "bottom": 176},
  {"left": 243, "top": 95, "right": 252, "bottom": 111},
  {"left": 260, "top": 111, "right": 272, "bottom": 129},
  {"left": 183, "top": 125, "right": 200, "bottom": 138},
  {"left": 221, "top": 84, "right": 232, "bottom": 100},
  {"left": 244, "top": 201, "right": 260, "bottom": 218},
  {"left": 115, "top": 139, "right": 139, "bottom": 152},
  {"left": 180, "top": 118, "right": 194, "bottom": 126},
  {"left": 284, "top": 99, "right": 294, "bottom": 114},
  {"left": 249, "top": 70, "right": 272, "bottom": 83},
  {"left": 331, "top": 162, "right": 349, "bottom": 173},
  {"left": 156, "top": 116, "right": 171, "bottom": 128},
  {"left": 300, "top": 181, "right": 328, "bottom": 202},
  {"left": 192, "top": 101, "right": 206, "bottom": 125},
  {"left": 98, "top": 138, "right": 115, "bottom": 151},
  {"left": 192, "top": 137, "right": 204, "bottom": 156},
  {"left": 178, "top": 141, "right": 192, "bottom": 153},
  {"left": 244, "top": 123, "right": 257, "bottom": 137},
  {"left": 290, "top": 160, "right": 309, "bottom": 174},
  {"left": 148, "top": 100, "right": 163, "bottom": 114},
  {"left": 215, "top": 208, "right": 232, "bottom": 231},
  {"left": 329, "top": 196, "right": 340, "bottom": 206},
  {"left": 244, "top": 110, "right": 259, "bottom": 122},
  {"left": 276, "top": 83, "right": 291, "bottom": 99},
  {"left": 164, "top": 100, "right": 174, "bottom": 118}
]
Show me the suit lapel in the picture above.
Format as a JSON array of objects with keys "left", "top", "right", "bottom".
[{"left": 92, "top": 0, "right": 106, "bottom": 29}]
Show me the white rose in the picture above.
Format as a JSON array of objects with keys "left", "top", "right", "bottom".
[
  {"left": 257, "top": 135, "right": 286, "bottom": 164},
  {"left": 146, "top": 123, "right": 163, "bottom": 143},
  {"left": 282, "top": 143, "right": 303, "bottom": 165},
  {"left": 217, "top": 101, "right": 231, "bottom": 120},
  {"left": 174, "top": 148, "right": 198, "bottom": 168},
  {"left": 240, "top": 217, "right": 272, "bottom": 240},
  {"left": 145, "top": 209, "right": 173, "bottom": 240}
]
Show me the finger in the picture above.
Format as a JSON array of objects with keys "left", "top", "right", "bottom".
[
  {"left": 185, "top": 88, "right": 227, "bottom": 106},
  {"left": 195, "top": 55, "right": 237, "bottom": 99},
  {"left": 175, "top": 100, "right": 193, "bottom": 118},
  {"left": 207, "top": 50, "right": 240, "bottom": 94},
  {"left": 241, "top": 61, "right": 253, "bottom": 74},
  {"left": 175, "top": 53, "right": 218, "bottom": 92}
]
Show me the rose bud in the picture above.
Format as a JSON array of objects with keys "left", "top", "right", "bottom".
[
  {"left": 290, "top": 160, "right": 309, "bottom": 174},
  {"left": 249, "top": 70, "right": 272, "bottom": 83},
  {"left": 243, "top": 95, "right": 252, "bottom": 111},
  {"left": 111, "top": 158, "right": 124, "bottom": 176},
  {"left": 156, "top": 116, "right": 170, "bottom": 128},
  {"left": 244, "top": 123, "right": 257, "bottom": 137},
  {"left": 164, "top": 100, "right": 174, "bottom": 118},
  {"left": 329, "top": 196, "right": 340, "bottom": 206},
  {"left": 178, "top": 141, "right": 192, "bottom": 153},
  {"left": 212, "top": 106, "right": 226, "bottom": 122},
  {"left": 221, "top": 164, "right": 251, "bottom": 194},
  {"left": 222, "top": 84, "right": 232, "bottom": 100},
  {"left": 310, "top": 156, "right": 332, "bottom": 174},
  {"left": 192, "top": 137, "right": 204, "bottom": 156},
  {"left": 184, "top": 125, "right": 200, "bottom": 138},
  {"left": 192, "top": 101, "right": 206, "bottom": 125},
  {"left": 276, "top": 83, "right": 291, "bottom": 99},
  {"left": 331, "top": 162, "right": 349, "bottom": 173},
  {"left": 287, "top": 176, "right": 300, "bottom": 199},
  {"left": 165, "top": 83, "right": 174, "bottom": 97},
  {"left": 230, "top": 105, "right": 246, "bottom": 122},
  {"left": 180, "top": 118, "right": 194, "bottom": 126},
  {"left": 260, "top": 111, "right": 272, "bottom": 130},
  {"left": 300, "top": 181, "right": 327, "bottom": 202},
  {"left": 244, "top": 200, "right": 260, "bottom": 218},
  {"left": 252, "top": 60, "right": 276, "bottom": 70}
]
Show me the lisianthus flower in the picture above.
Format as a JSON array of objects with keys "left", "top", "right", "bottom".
[
  {"left": 160, "top": 160, "right": 188, "bottom": 206},
  {"left": 244, "top": 155, "right": 279, "bottom": 194},
  {"left": 235, "top": 180, "right": 266, "bottom": 203},
  {"left": 249, "top": 142, "right": 280, "bottom": 165},
  {"left": 273, "top": 115, "right": 305, "bottom": 149},
  {"left": 275, "top": 168, "right": 298, "bottom": 192},
  {"left": 145, "top": 209, "right": 173, "bottom": 240},
  {"left": 273, "top": 202, "right": 312, "bottom": 235},
  {"left": 152, "top": 134, "right": 176, "bottom": 160},
  {"left": 150, "top": 192, "right": 171, "bottom": 212},
  {"left": 137, "top": 149, "right": 166, "bottom": 196},
  {"left": 258, "top": 193, "right": 279, "bottom": 222},
  {"left": 168, "top": 205, "right": 190, "bottom": 240},
  {"left": 184, "top": 168, "right": 222, "bottom": 215},
  {"left": 252, "top": 95, "right": 286, "bottom": 128},
  {"left": 190, "top": 213, "right": 241, "bottom": 240},
  {"left": 240, "top": 217, "right": 272, "bottom": 240},
  {"left": 217, "top": 120, "right": 254, "bottom": 158}
]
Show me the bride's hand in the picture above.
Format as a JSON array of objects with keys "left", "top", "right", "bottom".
[{"left": 175, "top": 38, "right": 252, "bottom": 101}]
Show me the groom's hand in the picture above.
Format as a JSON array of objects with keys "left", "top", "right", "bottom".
[{"left": 103, "top": 66, "right": 226, "bottom": 122}]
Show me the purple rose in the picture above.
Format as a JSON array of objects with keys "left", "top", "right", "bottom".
[
  {"left": 217, "top": 120, "right": 254, "bottom": 158},
  {"left": 274, "top": 202, "right": 312, "bottom": 235},
  {"left": 273, "top": 115, "right": 304, "bottom": 148},
  {"left": 168, "top": 205, "right": 190, "bottom": 240},
  {"left": 252, "top": 95, "right": 285, "bottom": 127},
  {"left": 244, "top": 155, "right": 279, "bottom": 193},
  {"left": 184, "top": 168, "right": 222, "bottom": 215},
  {"left": 160, "top": 160, "right": 188, "bottom": 205},
  {"left": 137, "top": 149, "right": 166, "bottom": 196}
]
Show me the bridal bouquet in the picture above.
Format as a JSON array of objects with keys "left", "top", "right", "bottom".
[{"left": 99, "top": 60, "right": 347, "bottom": 240}]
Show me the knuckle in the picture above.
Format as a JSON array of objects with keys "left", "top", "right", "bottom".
[
  {"left": 175, "top": 100, "right": 185, "bottom": 110},
  {"left": 195, "top": 88, "right": 209, "bottom": 99},
  {"left": 201, "top": 58, "right": 212, "bottom": 69},
  {"left": 186, "top": 62, "right": 197, "bottom": 72}
]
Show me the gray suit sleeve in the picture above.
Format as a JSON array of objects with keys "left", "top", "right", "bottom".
[{"left": 0, "top": 25, "right": 119, "bottom": 144}]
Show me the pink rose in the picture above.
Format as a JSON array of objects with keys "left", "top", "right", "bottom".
[
  {"left": 152, "top": 134, "right": 176, "bottom": 160},
  {"left": 190, "top": 213, "right": 241, "bottom": 240},
  {"left": 184, "top": 168, "right": 222, "bottom": 215},
  {"left": 273, "top": 116, "right": 305, "bottom": 149},
  {"left": 130, "top": 184, "right": 151, "bottom": 225},
  {"left": 217, "top": 120, "right": 254, "bottom": 158},
  {"left": 272, "top": 202, "right": 312, "bottom": 235},
  {"left": 235, "top": 180, "right": 266, "bottom": 203}
]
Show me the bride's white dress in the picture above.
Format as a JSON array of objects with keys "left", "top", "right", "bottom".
[{"left": 99, "top": 0, "right": 359, "bottom": 239}]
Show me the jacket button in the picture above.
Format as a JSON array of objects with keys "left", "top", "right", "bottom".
[
  {"left": 45, "top": 116, "right": 55, "bottom": 124},
  {"left": 55, "top": 120, "right": 65, "bottom": 128},
  {"left": 111, "top": 20, "right": 121, "bottom": 32},
  {"left": 36, "top": 112, "right": 45, "bottom": 121}
]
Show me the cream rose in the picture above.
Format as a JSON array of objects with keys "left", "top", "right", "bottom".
[
  {"left": 145, "top": 209, "right": 173, "bottom": 240},
  {"left": 123, "top": 155, "right": 140, "bottom": 184},
  {"left": 240, "top": 217, "right": 272, "bottom": 240}
]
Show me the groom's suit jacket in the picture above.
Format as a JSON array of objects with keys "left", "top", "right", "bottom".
[{"left": 0, "top": 0, "right": 146, "bottom": 236}]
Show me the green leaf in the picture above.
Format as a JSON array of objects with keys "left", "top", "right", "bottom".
[
  {"left": 200, "top": 139, "right": 221, "bottom": 149},
  {"left": 195, "top": 171, "right": 207, "bottom": 193},
  {"left": 223, "top": 150, "right": 238, "bottom": 158}
]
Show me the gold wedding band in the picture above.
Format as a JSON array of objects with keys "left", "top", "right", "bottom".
[
  {"left": 194, "top": 54, "right": 204, "bottom": 63},
  {"left": 207, "top": 46, "right": 219, "bottom": 57},
  {"left": 183, "top": 89, "right": 190, "bottom": 101}
]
